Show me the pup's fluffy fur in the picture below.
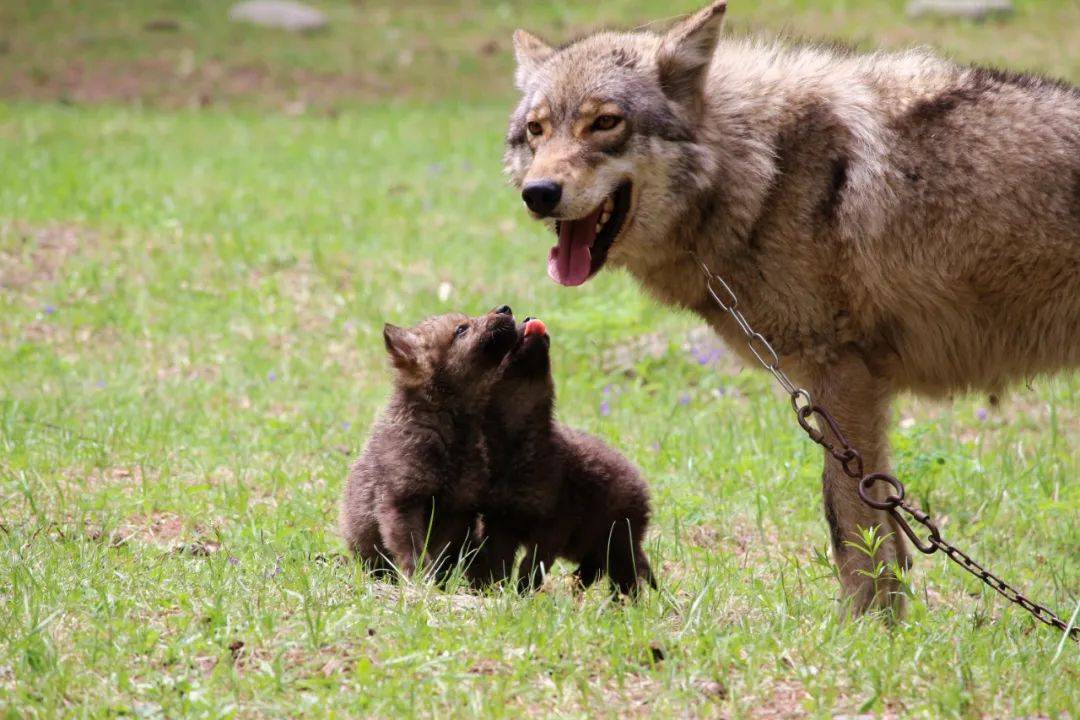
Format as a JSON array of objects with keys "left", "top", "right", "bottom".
[
  {"left": 473, "top": 319, "right": 655, "bottom": 595},
  {"left": 339, "top": 310, "right": 517, "bottom": 578},
  {"left": 504, "top": 1, "right": 1079, "bottom": 614}
]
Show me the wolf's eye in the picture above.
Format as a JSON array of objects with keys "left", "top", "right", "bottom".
[
  {"left": 454, "top": 323, "right": 469, "bottom": 339},
  {"left": 527, "top": 121, "right": 543, "bottom": 137},
  {"left": 591, "top": 114, "right": 623, "bottom": 132}
]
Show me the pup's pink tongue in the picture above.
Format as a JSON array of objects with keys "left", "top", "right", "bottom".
[
  {"left": 523, "top": 318, "right": 547, "bottom": 337},
  {"left": 548, "top": 205, "right": 602, "bottom": 287}
]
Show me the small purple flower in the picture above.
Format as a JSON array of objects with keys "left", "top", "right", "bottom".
[
  {"left": 976, "top": 407, "right": 988, "bottom": 422},
  {"left": 95, "top": 380, "right": 106, "bottom": 389},
  {"left": 650, "top": 441, "right": 661, "bottom": 453},
  {"left": 599, "top": 400, "right": 612, "bottom": 417},
  {"left": 44, "top": 305, "right": 56, "bottom": 315},
  {"left": 267, "top": 371, "right": 277, "bottom": 382},
  {"left": 341, "top": 421, "right": 351, "bottom": 431},
  {"left": 678, "top": 393, "right": 691, "bottom": 406},
  {"left": 228, "top": 556, "right": 239, "bottom": 566},
  {"left": 689, "top": 345, "right": 724, "bottom": 366}
]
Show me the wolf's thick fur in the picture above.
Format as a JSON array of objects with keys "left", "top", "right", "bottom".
[{"left": 505, "top": 1, "right": 1080, "bottom": 614}]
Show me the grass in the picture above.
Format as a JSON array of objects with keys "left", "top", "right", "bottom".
[{"left": 1, "top": 1, "right": 1078, "bottom": 717}]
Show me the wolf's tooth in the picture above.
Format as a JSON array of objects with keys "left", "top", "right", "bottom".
[
  {"left": 604, "top": 196, "right": 615, "bottom": 213},
  {"left": 595, "top": 222, "right": 603, "bottom": 233},
  {"left": 600, "top": 211, "right": 611, "bottom": 225}
]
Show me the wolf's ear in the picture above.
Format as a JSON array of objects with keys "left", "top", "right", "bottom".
[
  {"left": 656, "top": 1, "right": 726, "bottom": 108},
  {"left": 513, "top": 29, "right": 555, "bottom": 89},
  {"left": 383, "top": 324, "right": 418, "bottom": 371}
]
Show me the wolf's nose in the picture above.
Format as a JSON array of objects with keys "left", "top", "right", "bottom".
[
  {"left": 521, "top": 181, "right": 562, "bottom": 216},
  {"left": 494, "top": 305, "right": 512, "bottom": 316}
]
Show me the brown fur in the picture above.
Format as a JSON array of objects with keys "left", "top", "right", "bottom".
[
  {"left": 471, "top": 321, "right": 655, "bottom": 596},
  {"left": 339, "top": 309, "right": 518, "bottom": 578},
  {"left": 505, "top": 2, "right": 1080, "bottom": 615}
]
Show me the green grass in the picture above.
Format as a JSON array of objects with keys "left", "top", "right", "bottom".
[{"left": 1, "top": 1, "right": 1078, "bottom": 717}]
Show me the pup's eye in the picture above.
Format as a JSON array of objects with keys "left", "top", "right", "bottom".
[
  {"left": 527, "top": 121, "right": 543, "bottom": 137},
  {"left": 591, "top": 114, "right": 623, "bottom": 132},
  {"left": 454, "top": 324, "right": 469, "bottom": 338}
]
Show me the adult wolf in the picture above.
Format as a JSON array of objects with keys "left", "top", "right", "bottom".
[{"left": 503, "top": 1, "right": 1080, "bottom": 616}]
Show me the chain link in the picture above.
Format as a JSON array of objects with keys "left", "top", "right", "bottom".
[{"left": 690, "top": 251, "right": 1078, "bottom": 642}]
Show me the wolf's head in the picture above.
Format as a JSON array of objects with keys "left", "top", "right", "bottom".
[
  {"left": 505, "top": 2, "right": 726, "bottom": 286},
  {"left": 383, "top": 306, "right": 519, "bottom": 404}
]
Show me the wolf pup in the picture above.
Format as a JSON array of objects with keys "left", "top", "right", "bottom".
[
  {"left": 504, "top": 1, "right": 1079, "bottom": 615},
  {"left": 473, "top": 317, "right": 655, "bottom": 596},
  {"left": 339, "top": 306, "right": 517, "bottom": 579}
]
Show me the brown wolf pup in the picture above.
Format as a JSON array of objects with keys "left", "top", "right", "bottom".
[
  {"left": 504, "top": 1, "right": 1079, "bottom": 615},
  {"left": 472, "top": 317, "right": 655, "bottom": 596},
  {"left": 339, "top": 307, "right": 518, "bottom": 579}
]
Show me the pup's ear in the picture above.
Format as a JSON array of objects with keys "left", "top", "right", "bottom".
[
  {"left": 383, "top": 324, "right": 418, "bottom": 371},
  {"left": 513, "top": 29, "right": 555, "bottom": 89},
  {"left": 656, "top": 1, "right": 726, "bottom": 108}
]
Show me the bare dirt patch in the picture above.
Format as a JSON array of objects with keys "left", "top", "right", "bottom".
[
  {"left": 93, "top": 510, "right": 222, "bottom": 554},
  {"left": 1, "top": 57, "right": 386, "bottom": 112},
  {"left": 0, "top": 221, "right": 97, "bottom": 292},
  {"left": 749, "top": 679, "right": 810, "bottom": 720}
]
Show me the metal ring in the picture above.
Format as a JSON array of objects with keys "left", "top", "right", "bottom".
[
  {"left": 858, "top": 473, "right": 904, "bottom": 510},
  {"left": 796, "top": 404, "right": 826, "bottom": 445},
  {"left": 790, "top": 388, "right": 813, "bottom": 413}
]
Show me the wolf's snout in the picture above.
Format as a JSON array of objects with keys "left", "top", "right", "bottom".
[
  {"left": 521, "top": 180, "right": 562, "bottom": 216},
  {"left": 494, "top": 305, "right": 513, "bottom": 316}
]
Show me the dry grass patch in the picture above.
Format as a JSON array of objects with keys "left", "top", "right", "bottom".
[{"left": 0, "top": 221, "right": 98, "bottom": 293}]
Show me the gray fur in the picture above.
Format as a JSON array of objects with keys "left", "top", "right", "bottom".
[{"left": 505, "top": 1, "right": 1079, "bottom": 616}]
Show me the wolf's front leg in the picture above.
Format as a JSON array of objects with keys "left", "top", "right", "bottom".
[{"left": 810, "top": 355, "right": 911, "bottom": 618}]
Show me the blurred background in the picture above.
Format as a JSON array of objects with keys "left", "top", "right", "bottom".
[{"left": 3, "top": 0, "right": 1079, "bottom": 111}]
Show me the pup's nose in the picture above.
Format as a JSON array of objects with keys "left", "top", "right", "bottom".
[
  {"left": 521, "top": 181, "right": 562, "bottom": 216},
  {"left": 494, "top": 305, "right": 512, "bottom": 316}
]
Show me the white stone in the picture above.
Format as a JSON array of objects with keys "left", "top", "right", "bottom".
[
  {"left": 228, "top": 1, "right": 328, "bottom": 32},
  {"left": 907, "top": 0, "right": 1014, "bottom": 20}
]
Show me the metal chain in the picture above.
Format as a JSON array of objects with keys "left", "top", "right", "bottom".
[{"left": 690, "top": 251, "right": 1079, "bottom": 641}]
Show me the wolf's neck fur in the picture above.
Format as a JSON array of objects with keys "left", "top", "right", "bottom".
[{"left": 621, "top": 42, "right": 959, "bottom": 355}]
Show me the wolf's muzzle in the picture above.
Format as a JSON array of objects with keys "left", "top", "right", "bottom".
[{"left": 521, "top": 180, "right": 562, "bottom": 216}]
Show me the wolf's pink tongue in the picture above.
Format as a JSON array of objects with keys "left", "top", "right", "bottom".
[{"left": 548, "top": 206, "right": 602, "bottom": 287}]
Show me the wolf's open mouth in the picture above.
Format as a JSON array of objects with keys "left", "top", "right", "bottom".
[{"left": 549, "top": 181, "right": 632, "bottom": 287}]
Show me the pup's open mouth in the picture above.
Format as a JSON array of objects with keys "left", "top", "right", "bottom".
[{"left": 548, "top": 181, "right": 632, "bottom": 287}]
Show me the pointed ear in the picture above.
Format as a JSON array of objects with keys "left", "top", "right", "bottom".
[
  {"left": 656, "top": 1, "right": 726, "bottom": 107},
  {"left": 383, "top": 324, "right": 418, "bottom": 371},
  {"left": 513, "top": 29, "right": 555, "bottom": 89}
]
